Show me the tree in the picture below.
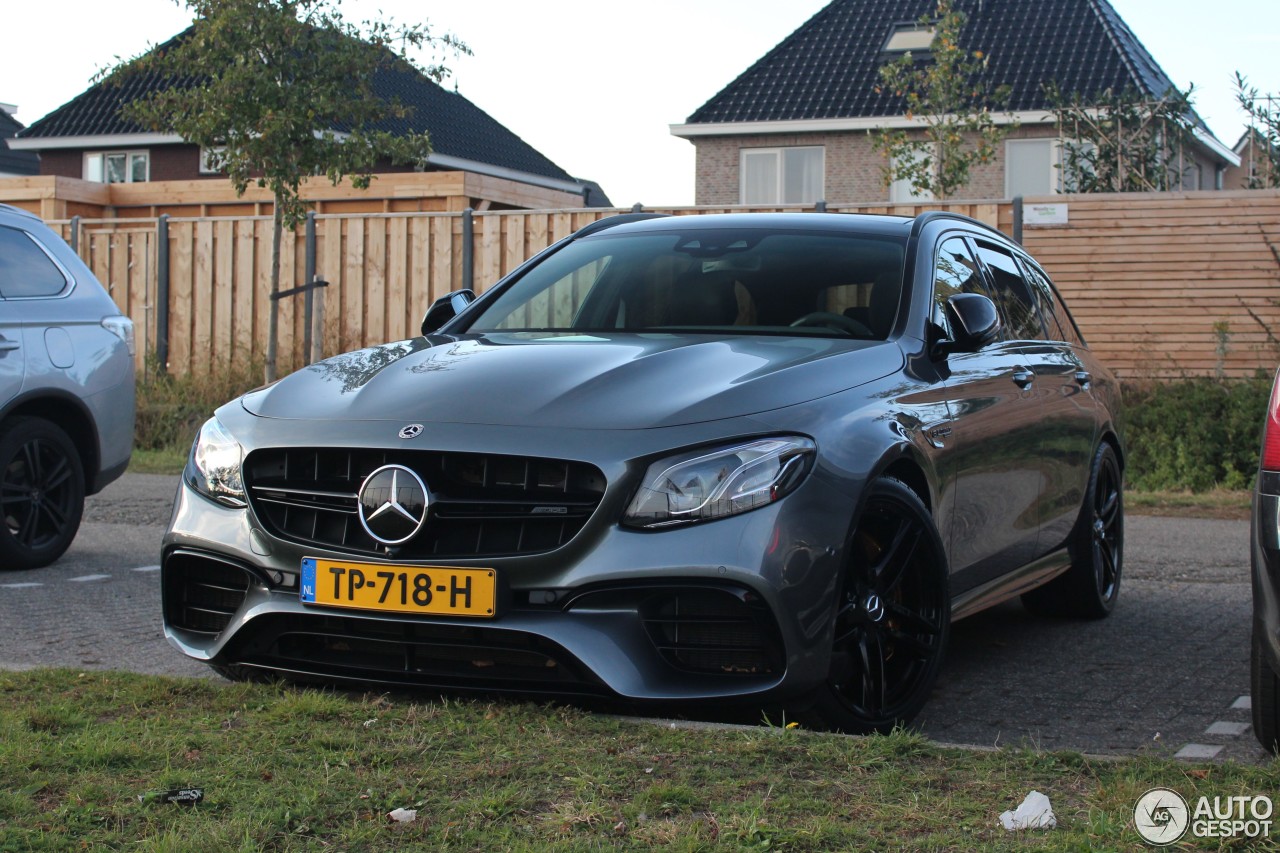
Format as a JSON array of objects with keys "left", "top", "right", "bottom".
[
  {"left": 108, "top": 0, "right": 467, "bottom": 381},
  {"left": 870, "top": 0, "right": 1013, "bottom": 200},
  {"left": 1234, "top": 72, "right": 1280, "bottom": 189},
  {"left": 1047, "top": 83, "right": 1199, "bottom": 193}
]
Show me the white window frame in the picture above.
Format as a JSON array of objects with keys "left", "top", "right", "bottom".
[
  {"left": 199, "top": 146, "right": 226, "bottom": 175},
  {"left": 83, "top": 150, "right": 150, "bottom": 184},
  {"left": 1004, "top": 138, "right": 1098, "bottom": 197},
  {"left": 883, "top": 23, "right": 937, "bottom": 53},
  {"left": 889, "top": 145, "right": 936, "bottom": 202},
  {"left": 1005, "top": 138, "right": 1060, "bottom": 198},
  {"left": 739, "top": 146, "right": 825, "bottom": 205}
]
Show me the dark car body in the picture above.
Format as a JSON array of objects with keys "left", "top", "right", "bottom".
[
  {"left": 162, "top": 212, "right": 1123, "bottom": 731},
  {"left": 1250, "top": 371, "right": 1280, "bottom": 753},
  {"left": 0, "top": 204, "right": 135, "bottom": 570}
]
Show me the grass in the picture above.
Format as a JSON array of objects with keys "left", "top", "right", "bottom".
[
  {"left": 1, "top": 670, "right": 1275, "bottom": 851},
  {"left": 1125, "top": 488, "right": 1251, "bottom": 520}
]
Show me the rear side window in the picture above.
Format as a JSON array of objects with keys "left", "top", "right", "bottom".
[
  {"left": 975, "top": 242, "right": 1044, "bottom": 341},
  {"left": 1019, "top": 257, "right": 1086, "bottom": 347},
  {"left": 0, "top": 226, "right": 70, "bottom": 298}
]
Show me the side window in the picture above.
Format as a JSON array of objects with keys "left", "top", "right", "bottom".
[
  {"left": 0, "top": 226, "right": 70, "bottom": 298},
  {"left": 975, "top": 242, "right": 1044, "bottom": 341},
  {"left": 1019, "top": 257, "right": 1085, "bottom": 347},
  {"left": 932, "top": 236, "right": 988, "bottom": 339}
]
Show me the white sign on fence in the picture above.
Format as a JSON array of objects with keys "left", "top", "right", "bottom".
[{"left": 1025, "top": 203, "right": 1069, "bottom": 226}]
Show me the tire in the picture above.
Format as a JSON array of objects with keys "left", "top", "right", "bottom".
[
  {"left": 0, "top": 417, "right": 86, "bottom": 570},
  {"left": 808, "top": 477, "right": 950, "bottom": 734},
  {"left": 1022, "top": 443, "right": 1123, "bottom": 619},
  {"left": 1253, "top": 625, "right": 1280, "bottom": 754}
]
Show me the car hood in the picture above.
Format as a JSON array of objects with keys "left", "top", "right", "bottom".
[{"left": 241, "top": 333, "right": 903, "bottom": 429}]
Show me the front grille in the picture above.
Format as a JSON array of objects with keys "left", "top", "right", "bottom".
[
  {"left": 640, "top": 588, "right": 784, "bottom": 676},
  {"left": 227, "top": 613, "right": 605, "bottom": 694},
  {"left": 244, "top": 448, "right": 606, "bottom": 559},
  {"left": 164, "top": 551, "right": 252, "bottom": 635}
]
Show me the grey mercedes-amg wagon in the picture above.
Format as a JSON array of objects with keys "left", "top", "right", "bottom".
[{"left": 163, "top": 211, "right": 1123, "bottom": 733}]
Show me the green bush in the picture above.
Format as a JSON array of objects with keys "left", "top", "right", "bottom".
[
  {"left": 1124, "top": 372, "right": 1273, "bottom": 492},
  {"left": 135, "top": 355, "right": 266, "bottom": 452}
]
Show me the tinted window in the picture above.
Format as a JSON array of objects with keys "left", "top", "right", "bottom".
[
  {"left": 975, "top": 242, "right": 1044, "bottom": 341},
  {"left": 0, "top": 226, "right": 69, "bottom": 298},
  {"left": 468, "top": 230, "right": 907, "bottom": 340},
  {"left": 932, "top": 236, "right": 988, "bottom": 339},
  {"left": 1019, "top": 257, "right": 1085, "bottom": 346}
]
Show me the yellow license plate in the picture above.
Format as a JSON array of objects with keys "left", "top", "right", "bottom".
[{"left": 300, "top": 558, "right": 496, "bottom": 618}]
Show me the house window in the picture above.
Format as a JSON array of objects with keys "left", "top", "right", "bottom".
[
  {"left": 740, "top": 147, "right": 824, "bottom": 205},
  {"left": 889, "top": 146, "right": 935, "bottom": 202},
  {"left": 199, "top": 146, "right": 226, "bottom": 175},
  {"left": 84, "top": 151, "right": 149, "bottom": 183},
  {"left": 1006, "top": 139, "right": 1056, "bottom": 197},
  {"left": 883, "top": 24, "right": 937, "bottom": 53},
  {"left": 1005, "top": 139, "right": 1095, "bottom": 197}
]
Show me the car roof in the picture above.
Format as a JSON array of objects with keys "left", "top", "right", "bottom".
[
  {"left": 585, "top": 211, "right": 916, "bottom": 240},
  {"left": 0, "top": 203, "right": 44, "bottom": 225}
]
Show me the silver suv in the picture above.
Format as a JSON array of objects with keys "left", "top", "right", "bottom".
[{"left": 0, "top": 204, "right": 135, "bottom": 569}]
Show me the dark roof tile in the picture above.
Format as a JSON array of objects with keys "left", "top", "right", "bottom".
[
  {"left": 0, "top": 110, "right": 39, "bottom": 176},
  {"left": 687, "top": 0, "right": 1204, "bottom": 125},
  {"left": 19, "top": 29, "right": 584, "bottom": 188}
]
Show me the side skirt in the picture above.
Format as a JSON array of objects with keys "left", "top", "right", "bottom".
[{"left": 950, "top": 549, "right": 1072, "bottom": 622}]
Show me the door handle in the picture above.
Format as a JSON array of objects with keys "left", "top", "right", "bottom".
[
  {"left": 0, "top": 337, "right": 19, "bottom": 352},
  {"left": 1074, "top": 370, "right": 1092, "bottom": 388},
  {"left": 1012, "top": 368, "right": 1035, "bottom": 389}
]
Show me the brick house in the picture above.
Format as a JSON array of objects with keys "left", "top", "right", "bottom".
[
  {"left": 671, "top": 0, "right": 1237, "bottom": 205},
  {"left": 9, "top": 29, "right": 610, "bottom": 208},
  {"left": 1225, "top": 128, "right": 1279, "bottom": 190}
]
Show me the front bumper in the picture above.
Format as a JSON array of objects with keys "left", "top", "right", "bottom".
[{"left": 162, "top": 451, "right": 857, "bottom": 704}]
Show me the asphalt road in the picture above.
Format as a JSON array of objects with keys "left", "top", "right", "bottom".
[{"left": 0, "top": 473, "right": 1269, "bottom": 764}]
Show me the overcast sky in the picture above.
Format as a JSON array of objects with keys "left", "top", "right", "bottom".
[{"left": 4, "top": 0, "right": 1277, "bottom": 206}]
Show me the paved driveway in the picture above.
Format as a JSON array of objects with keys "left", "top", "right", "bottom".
[{"left": 0, "top": 474, "right": 1269, "bottom": 764}]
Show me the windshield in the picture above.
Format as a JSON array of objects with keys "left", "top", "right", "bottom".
[{"left": 464, "top": 229, "right": 908, "bottom": 340}]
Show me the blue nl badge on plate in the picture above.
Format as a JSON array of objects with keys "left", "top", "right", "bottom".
[{"left": 300, "top": 558, "right": 317, "bottom": 602}]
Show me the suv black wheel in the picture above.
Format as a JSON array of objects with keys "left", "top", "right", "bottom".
[
  {"left": 1253, "top": 626, "right": 1280, "bottom": 754},
  {"left": 1023, "top": 443, "right": 1123, "bottom": 619},
  {"left": 808, "top": 477, "right": 950, "bottom": 734},
  {"left": 0, "top": 417, "right": 86, "bottom": 570}
]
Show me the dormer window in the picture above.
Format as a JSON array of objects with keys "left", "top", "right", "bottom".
[{"left": 883, "top": 23, "right": 937, "bottom": 53}]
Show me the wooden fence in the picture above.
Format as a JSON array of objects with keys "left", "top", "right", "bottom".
[
  {"left": 47, "top": 191, "right": 1280, "bottom": 380},
  {"left": 1011, "top": 191, "right": 1280, "bottom": 379}
]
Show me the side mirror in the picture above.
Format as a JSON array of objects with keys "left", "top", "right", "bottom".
[
  {"left": 937, "top": 293, "right": 1000, "bottom": 356},
  {"left": 421, "top": 289, "right": 476, "bottom": 335}
]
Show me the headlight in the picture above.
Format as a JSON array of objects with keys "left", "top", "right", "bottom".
[
  {"left": 624, "top": 437, "right": 815, "bottom": 529},
  {"left": 188, "top": 416, "right": 245, "bottom": 507}
]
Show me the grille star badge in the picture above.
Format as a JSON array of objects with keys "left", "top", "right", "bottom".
[{"left": 357, "top": 465, "right": 429, "bottom": 545}]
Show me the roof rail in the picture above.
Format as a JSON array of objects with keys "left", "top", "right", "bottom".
[
  {"left": 912, "top": 210, "right": 1005, "bottom": 239},
  {"left": 572, "top": 212, "right": 669, "bottom": 239}
]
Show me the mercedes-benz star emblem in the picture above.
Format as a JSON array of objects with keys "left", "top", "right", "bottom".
[
  {"left": 358, "top": 465, "right": 429, "bottom": 545},
  {"left": 398, "top": 423, "right": 424, "bottom": 440}
]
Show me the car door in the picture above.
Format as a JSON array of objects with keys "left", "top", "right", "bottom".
[
  {"left": 930, "top": 234, "right": 1043, "bottom": 591},
  {"left": 972, "top": 239, "right": 1096, "bottom": 559},
  {"left": 0, "top": 228, "right": 32, "bottom": 408},
  {"left": 0, "top": 224, "right": 77, "bottom": 410},
  {"left": 1014, "top": 253, "right": 1099, "bottom": 551}
]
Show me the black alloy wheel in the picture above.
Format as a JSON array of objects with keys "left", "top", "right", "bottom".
[
  {"left": 810, "top": 477, "right": 950, "bottom": 734},
  {"left": 0, "top": 417, "right": 85, "bottom": 570},
  {"left": 1023, "top": 443, "right": 1123, "bottom": 619}
]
